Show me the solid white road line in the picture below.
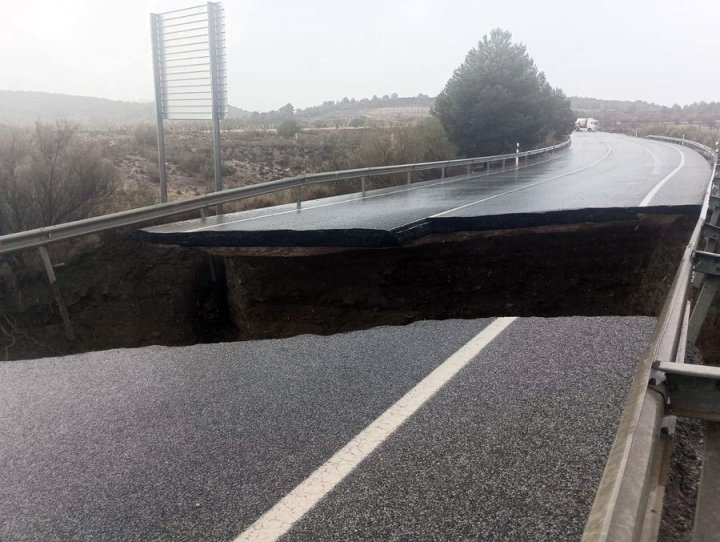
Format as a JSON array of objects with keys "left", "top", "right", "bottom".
[
  {"left": 429, "top": 142, "right": 612, "bottom": 218},
  {"left": 232, "top": 316, "right": 518, "bottom": 542},
  {"left": 639, "top": 145, "right": 686, "bottom": 207}
]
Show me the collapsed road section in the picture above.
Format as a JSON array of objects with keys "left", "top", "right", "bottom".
[
  {"left": 140, "top": 207, "right": 697, "bottom": 341},
  {"left": 0, "top": 207, "right": 700, "bottom": 360}
]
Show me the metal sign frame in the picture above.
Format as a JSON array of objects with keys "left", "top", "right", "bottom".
[{"left": 150, "top": 2, "right": 227, "bottom": 202}]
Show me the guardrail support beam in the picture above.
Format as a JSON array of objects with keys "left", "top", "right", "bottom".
[
  {"left": 701, "top": 222, "right": 720, "bottom": 243},
  {"left": 689, "top": 275, "right": 720, "bottom": 343},
  {"left": 407, "top": 171, "right": 412, "bottom": 185},
  {"left": 703, "top": 206, "right": 720, "bottom": 256},
  {"left": 295, "top": 186, "right": 302, "bottom": 209},
  {"left": 441, "top": 167, "right": 446, "bottom": 180},
  {"left": 37, "top": 246, "right": 74, "bottom": 341},
  {"left": 694, "top": 205, "right": 720, "bottom": 287},
  {"left": 361, "top": 176, "right": 367, "bottom": 197},
  {"left": 656, "top": 362, "right": 720, "bottom": 421}
]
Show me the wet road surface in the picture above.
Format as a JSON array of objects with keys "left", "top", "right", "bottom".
[{"left": 141, "top": 133, "right": 710, "bottom": 248}]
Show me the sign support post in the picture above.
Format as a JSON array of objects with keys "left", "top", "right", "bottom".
[
  {"left": 150, "top": 13, "right": 168, "bottom": 202},
  {"left": 150, "top": 2, "right": 227, "bottom": 209}
]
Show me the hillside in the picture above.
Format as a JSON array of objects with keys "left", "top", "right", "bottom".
[
  {"left": 0, "top": 91, "right": 155, "bottom": 125},
  {"left": 2, "top": 90, "right": 717, "bottom": 130},
  {"left": 0, "top": 90, "right": 434, "bottom": 127},
  {"left": 296, "top": 95, "right": 434, "bottom": 122},
  {"left": 0, "top": 90, "right": 252, "bottom": 127},
  {"left": 570, "top": 96, "right": 720, "bottom": 128}
]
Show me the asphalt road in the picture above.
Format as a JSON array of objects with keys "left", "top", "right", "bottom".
[
  {"left": 0, "top": 316, "right": 655, "bottom": 541},
  {"left": 140, "top": 133, "right": 711, "bottom": 248}
]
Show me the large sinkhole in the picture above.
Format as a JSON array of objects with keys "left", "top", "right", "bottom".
[
  {"left": 216, "top": 211, "right": 696, "bottom": 340},
  {"left": 0, "top": 210, "right": 700, "bottom": 360}
]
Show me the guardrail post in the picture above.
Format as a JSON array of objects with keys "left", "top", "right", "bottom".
[
  {"left": 525, "top": 153, "right": 529, "bottom": 165},
  {"left": 361, "top": 176, "right": 367, "bottom": 197},
  {"left": 38, "top": 246, "right": 74, "bottom": 341},
  {"left": 502, "top": 159, "right": 506, "bottom": 170},
  {"left": 466, "top": 164, "right": 471, "bottom": 176},
  {"left": 295, "top": 186, "right": 302, "bottom": 209},
  {"left": 441, "top": 167, "right": 446, "bottom": 180},
  {"left": 407, "top": 171, "right": 412, "bottom": 185},
  {"left": 200, "top": 208, "right": 207, "bottom": 221}
]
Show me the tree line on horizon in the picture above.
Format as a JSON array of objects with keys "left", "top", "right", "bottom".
[
  {"left": 1, "top": 88, "right": 717, "bottom": 132},
  {"left": 572, "top": 97, "right": 720, "bottom": 129}
]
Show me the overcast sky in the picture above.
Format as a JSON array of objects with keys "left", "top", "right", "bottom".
[{"left": 1, "top": 0, "right": 718, "bottom": 111}]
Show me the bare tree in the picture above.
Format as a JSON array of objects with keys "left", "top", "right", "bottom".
[
  {"left": 0, "top": 121, "right": 118, "bottom": 233},
  {"left": 0, "top": 124, "right": 32, "bottom": 233}
]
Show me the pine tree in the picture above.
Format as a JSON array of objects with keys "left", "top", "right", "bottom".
[{"left": 433, "top": 29, "right": 574, "bottom": 156}]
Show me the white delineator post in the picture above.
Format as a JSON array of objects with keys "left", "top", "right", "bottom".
[{"left": 515, "top": 142, "right": 520, "bottom": 168}]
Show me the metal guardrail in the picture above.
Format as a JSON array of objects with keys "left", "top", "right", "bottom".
[
  {"left": 582, "top": 135, "right": 719, "bottom": 541},
  {"left": 0, "top": 139, "right": 570, "bottom": 256},
  {"left": 646, "top": 135, "right": 717, "bottom": 162}
]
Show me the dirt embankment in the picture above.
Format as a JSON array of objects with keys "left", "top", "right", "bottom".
[
  {"left": 0, "top": 238, "right": 230, "bottom": 361},
  {"left": 0, "top": 213, "right": 701, "bottom": 362},
  {"left": 223, "top": 215, "right": 695, "bottom": 340}
]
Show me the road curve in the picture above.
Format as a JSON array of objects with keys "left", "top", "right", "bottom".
[
  {"left": 140, "top": 133, "right": 711, "bottom": 248},
  {"left": 0, "top": 317, "right": 654, "bottom": 541}
]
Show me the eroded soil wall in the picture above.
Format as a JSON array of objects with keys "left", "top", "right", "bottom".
[
  {"left": 0, "top": 213, "right": 697, "bottom": 361},
  {"left": 0, "top": 239, "right": 224, "bottom": 361},
  {"left": 224, "top": 214, "right": 695, "bottom": 340}
]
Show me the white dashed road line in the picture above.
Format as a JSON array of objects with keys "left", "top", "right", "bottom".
[
  {"left": 232, "top": 316, "right": 518, "bottom": 542},
  {"left": 430, "top": 142, "right": 613, "bottom": 218},
  {"left": 187, "top": 155, "right": 564, "bottom": 232}
]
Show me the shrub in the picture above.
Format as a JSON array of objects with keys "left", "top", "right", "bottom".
[
  {"left": 277, "top": 118, "right": 301, "bottom": 138},
  {"left": 0, "top": 121, "right": 118, "bottom": 232}
]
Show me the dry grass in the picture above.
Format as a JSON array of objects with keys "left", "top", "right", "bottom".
[{"left": 88, "top": 119, "right": 456, "bottom": 215}]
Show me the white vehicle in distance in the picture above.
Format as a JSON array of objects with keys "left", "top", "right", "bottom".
[{"left": 575, "top": 117, "right": 600, "bottom": 132}]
